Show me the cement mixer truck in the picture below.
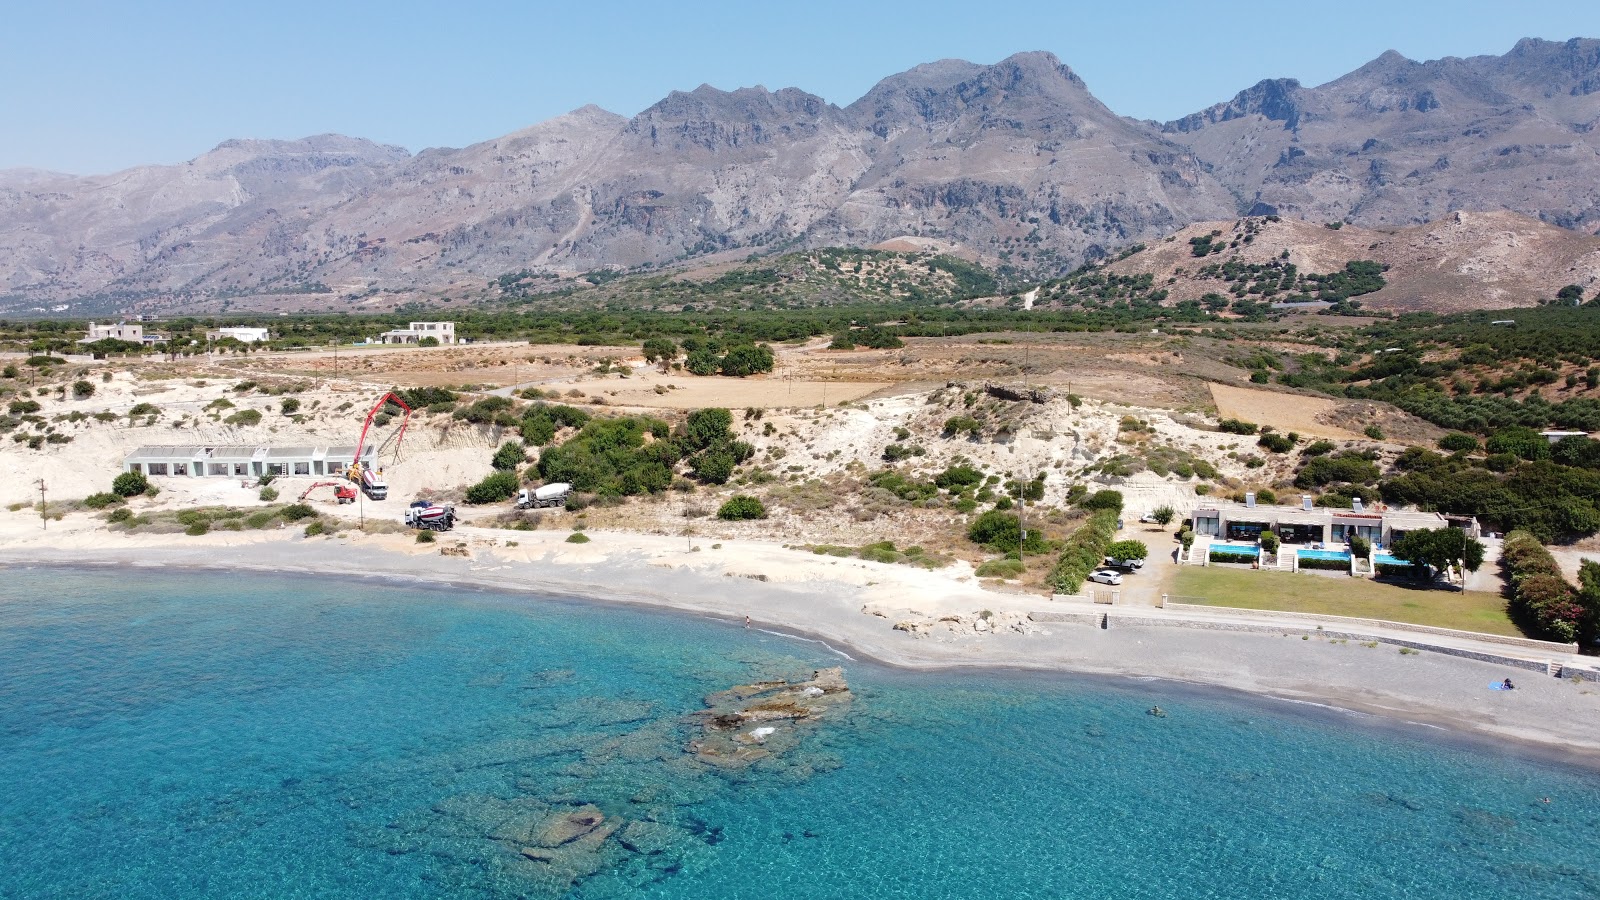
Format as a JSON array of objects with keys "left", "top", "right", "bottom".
[
  {"left": 516, "top": 483, "right": 572, "bottom": 510},
  {"left": 404, "top": 501, "right": 456, "bottom": 532}
]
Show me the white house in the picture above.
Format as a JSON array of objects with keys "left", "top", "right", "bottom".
[
  {"left": 79, "top": 321, "right": 164, "bottom": 346},
  {"left": 206, "top": 326, "right": 271, "bottom": 343},
  {"left": 378, "top": 321, "right": 455, "bottom": 345}
]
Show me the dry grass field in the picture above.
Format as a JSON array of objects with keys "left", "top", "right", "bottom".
[{"left": 1209, "top": 383, "right": 1366, "bottom": 439}]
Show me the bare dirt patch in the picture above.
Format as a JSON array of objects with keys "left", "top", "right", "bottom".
[{"left": 1209, "top": 383, "right": 1366, "bottom": 440}]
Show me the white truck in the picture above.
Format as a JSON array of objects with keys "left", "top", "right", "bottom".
[
  {"left": 516, "top": 483, "right": 571, "bottom": 510},
  {"left": 404, "top": 501, "right": 456, "bottom": 532},
  {"left": 360, "top": 467, "right": 389, "bottom": 500}
]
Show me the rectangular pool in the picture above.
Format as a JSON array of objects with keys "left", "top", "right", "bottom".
[
  {"left": 1374, "top": 553, "right": 1407, "bottom": 566},
  {"left": 1208, "top": 542, "right": 1260, "bottom": 560},
  {"left": 1296, "top": 548, "right": 1351, "bottom": 562}
]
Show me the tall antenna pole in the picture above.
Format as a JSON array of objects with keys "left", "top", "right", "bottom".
[{"left": 36, "top": 478, "right": 46, "bottom": 530}]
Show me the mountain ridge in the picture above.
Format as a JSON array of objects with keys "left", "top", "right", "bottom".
[{"left": 3, "top": 39, "right": 1599, "bottom": 313}]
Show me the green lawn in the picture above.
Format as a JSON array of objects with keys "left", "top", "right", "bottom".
[{"left": 1171, "top": 567, "right": 1525, "bottom": 638}]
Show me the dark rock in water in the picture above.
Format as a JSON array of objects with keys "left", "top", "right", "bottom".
[
  {"left": 533, "top": 804, "right": 605, "bottom": 847},
  {"left": 689, "top": 667, "right": 852, "bottom": 768}
]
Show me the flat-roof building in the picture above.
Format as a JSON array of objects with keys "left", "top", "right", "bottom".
[
  {"left": 377, "top": 321, "right": 455, "bottom": 345},
  {"left": 123, "top": 444, "right": 375, "bottom": 479},
  {"left": 206, "top": 327, "right": 271, "bottom": 343},
  {"left": 1190, "top": 495, "right": 1469, "bottom": 548}
]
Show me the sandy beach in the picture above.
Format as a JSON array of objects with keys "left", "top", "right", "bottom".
[{"left": 5, "top": 512, "right": 1599, "bottom": 765}]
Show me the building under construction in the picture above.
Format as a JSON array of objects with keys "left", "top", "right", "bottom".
[{"left": 121, "top": 445, "right": 376, "bottom": 480}]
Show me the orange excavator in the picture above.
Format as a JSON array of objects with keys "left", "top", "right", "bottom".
[{"left": 300, "top": 481, "right": 357, "bottom": 504}]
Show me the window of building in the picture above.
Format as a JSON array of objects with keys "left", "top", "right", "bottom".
[
  {"left": 172, "top": 463, "right": 188, "bottom": 476},
  {"left": 1194, "top": 515, "right": 1220, "bottom": 536},
  {"left": 147, "top": 463, "right": 168, "bottom": 475},
  {"left": 293, "top": 462, "right": 310, "bottom": 476},
  {"left": 268, "top": 463, "right": 288, "bottom": 476},
  {"left": 208, "top": 463, "right": 228, "bottom": 476},
  {"left": 233, "top": 463, "right": 249, "bottom": 476}
]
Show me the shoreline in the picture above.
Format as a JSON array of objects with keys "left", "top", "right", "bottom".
[{"left": 5, "top": 522, "right": 1600, "bottom": 768}]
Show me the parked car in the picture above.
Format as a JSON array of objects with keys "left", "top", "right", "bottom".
[
  {"left": 1138, "top": 513, "right": 1159, "bottom": 524},
  {"left": 1104, "top": 556, "right": 1144, "bottom": 570},
  {"left": 1088, "top": 569, "right": 1123, "bottom": 586}
]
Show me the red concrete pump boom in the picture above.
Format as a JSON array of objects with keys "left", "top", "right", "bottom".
[{"left": 354, "top": 392, "right": 413, "bottom": 469}]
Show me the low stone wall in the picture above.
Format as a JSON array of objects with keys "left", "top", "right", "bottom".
[
  {"left": 1028, "top": 610, "right": 1105, "bottom": 628},
  {"left": 1162, "top": 601, "right": 1577, "bottom": 654},
  {"left": 1105, "top": 614, "right": 1558, "bottom": 673}
]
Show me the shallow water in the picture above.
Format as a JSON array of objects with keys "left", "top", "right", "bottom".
[{"left": 1, "top": 568, "right": 1597, "bottom": 899}]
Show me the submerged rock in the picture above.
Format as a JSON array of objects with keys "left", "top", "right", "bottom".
[{"left": 688, "top": 667, "right": 852, "bottom": 768}]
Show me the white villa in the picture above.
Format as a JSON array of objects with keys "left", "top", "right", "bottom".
[
  {"left": 78, "top": 321, "right": 165, "bottom": 347},
  {"left": 205, "top": 326, "right": 271, "bottom": 343},
  {"left": 377, "top": 321, "right": 455, "bottom": 345}
]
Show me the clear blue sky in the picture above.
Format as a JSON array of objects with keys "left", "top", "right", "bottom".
[{"left": 3, "top": 0, "right": 1597, "bottom": 174}]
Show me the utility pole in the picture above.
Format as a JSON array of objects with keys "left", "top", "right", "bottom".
[{"left": 36, "top": 478, "right": 46, "bottom": 530}]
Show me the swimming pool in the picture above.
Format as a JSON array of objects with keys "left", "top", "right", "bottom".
[
  {"left": 1208, "top": 542, "right": 1260, "bottom": 560},
  {"left": 1296, "top": 548, "right": 1351, "bottom": 562},
  {"left": 1374, "top": 552, "right": 1408, "bottom": 566}
]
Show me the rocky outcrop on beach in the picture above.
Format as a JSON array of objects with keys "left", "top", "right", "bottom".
[
  {"left": 891, "top": 611, "right": 1050, "bottom": 639},
  {"left": 688, "top": 667, "right": 852, "bottom": 767}
]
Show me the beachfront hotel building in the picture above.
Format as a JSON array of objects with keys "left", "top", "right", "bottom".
[
  {"left": 1189, "top": 495, "right": 1475, "bottom": 548},
  {"left": 122, "top": 445, "right": 375, "bottom": 479}
]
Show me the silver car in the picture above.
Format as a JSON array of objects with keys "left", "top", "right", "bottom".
[{"left": 1088, "top": 569, "right": 1123, "bottom": 586}]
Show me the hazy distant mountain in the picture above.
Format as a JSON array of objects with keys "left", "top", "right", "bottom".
[
  {"left": 1164, "top": 38, "right": 1600, "bottom": 231},
  {"left": 2, "top": 38, "right": 1598, "bottom": 313}
]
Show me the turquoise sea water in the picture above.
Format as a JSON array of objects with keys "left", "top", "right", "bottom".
[{"left": 2, "top": 568, "right": 1598, "bottom": 899}]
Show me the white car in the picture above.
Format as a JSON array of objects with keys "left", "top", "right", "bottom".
[
  {"left": 1104, "top": 556, "right": 1144, "bottom": 570},
  {"left": 1088, "top": 569, "right": 1123, "bottom": 586}
]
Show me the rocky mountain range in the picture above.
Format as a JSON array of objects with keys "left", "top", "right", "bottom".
[{"left": 3, "top": 37, "right": 1599, "bottom": 313}]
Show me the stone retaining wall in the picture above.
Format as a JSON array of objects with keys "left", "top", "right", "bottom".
[
  {"left": 1163, "top": 601, "right": 1577, "bottom": 654},
  {"left": 1105, "top": 615, "right": 1558, "bottom": 673},
  {"left": 1029, "top": 610, "right": 1105, "bottom": 628}
]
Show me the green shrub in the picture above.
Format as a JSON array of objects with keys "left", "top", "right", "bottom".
[
  {"left": 72, "top": 380, "right": 95, "bottom": 399},
  {"left": 112, "top": 471, "right": 149, "bottom": 497},
  {"left": 225, "top": 409, "right": 262, "bottom": 426},
  {"left": 1106, "top": 539, "right": 1149, "bottom": 562},
  {"left": 1438, "top": 432, "right": 1479, "bottom": 453},
  {"left": 83, "top": 492, "right": 123, "bottom": 510},
  {"left": 245, "top": 511, "right": 276, "bottom": 529},
  {"left": 1046, "top": 511, "right": 1120, "bottom": 593},
  {"left": 1218, "top": 418, "right": 1258, "bottom": 435},
  {"left": 717, "top": 495, "right": 767, "bottom": 520},
  {"left": 1363, "top": 424, "right": 1386, "bottom": 440},
  {"left": 465, "top": 470, "right": 520, "bottom": 504},
  {"left": 1301, "top": 440, "right": 1337, "bottom": 456},
  {"left": 934, "top": 464, "right": 984, "bottom": 490},
  {"left": 259, "top": 487, "right": 279, "bottom": 502},
  {"left": 1151, "top": 505, "right": 1175, "bottom": 525},
  {"left": 1080, "top": 489, "right": 1124, "bottom": 512},
  {"left": 974, "top": 558, "right": 1026, "bottom": 579},
  {"left": 127, "top": 402, "right": 160, "bottom": 417},
  {"left": 491, "top": 441, "right": 526, "bottom": 471},
  {"left": 278, "top": 503, "right": 317, "bottom": 522},
  {"left": 8, "top": 400, "right": 41, "bottom": 415},
  {"left": 280, "top": 397, "right": 301, "bottom": 415},
  {"left": 942, "top": 415, "right": 983, "bottom": 437},
  {"left": 566, "top": 532, "right": 591, "bottom": 543},
  {"left": 106, "top": 507, "right": 133, "bottom": 524},
  {"left": 416, "top": 530, "right": 436, "bottom": 544},
  {"left": 1258, "top": 432, "right": 1295, "bottom": 453},
  {"left": 966, "top": 509, "right": 1045, "bottom": 553},
  {"left": 185, "top": 521, "right": 210, "bottom": 536},
  {"left": 304, "top": 520, "right": 327, "bottom": 537}
]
